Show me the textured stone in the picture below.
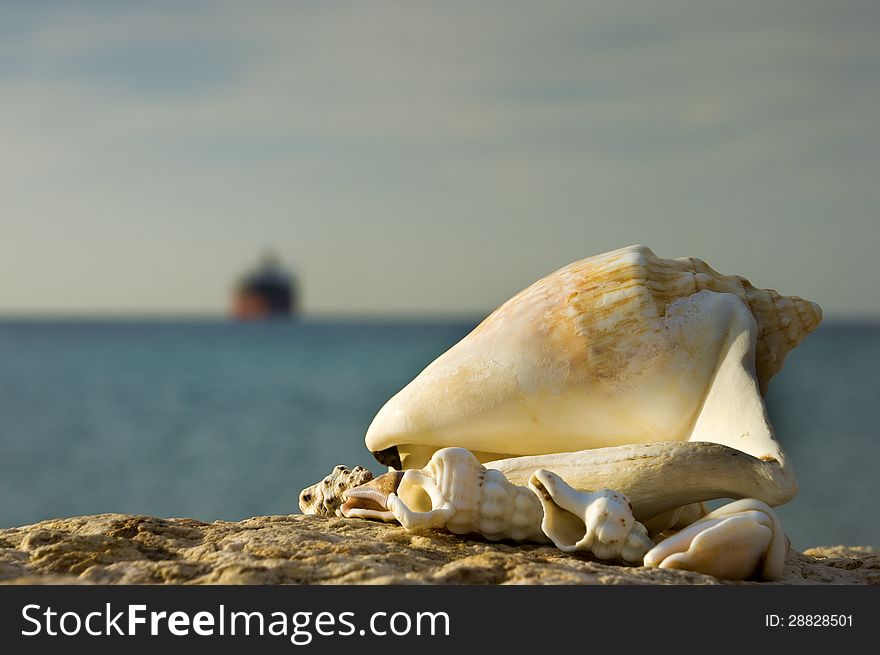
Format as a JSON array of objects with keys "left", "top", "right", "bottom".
[{"left": 0, "top": 514, "right": 876, "bottom": 585}]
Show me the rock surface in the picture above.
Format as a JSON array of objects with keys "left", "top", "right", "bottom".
[{"left": 0, "top": 514, "right": 877, "bottom": 585}]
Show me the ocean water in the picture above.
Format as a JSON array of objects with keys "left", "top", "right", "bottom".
[{"left": 0, "top": 320, "right": 877, "bottom": 549}]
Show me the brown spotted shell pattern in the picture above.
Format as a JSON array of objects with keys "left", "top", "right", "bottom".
[{"left": 299, "top": 465, "right": 374, "bottom": 517}]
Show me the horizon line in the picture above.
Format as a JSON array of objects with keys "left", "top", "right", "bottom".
[{"left": 0, "top": 311, "right": 878, "bottom": 327}]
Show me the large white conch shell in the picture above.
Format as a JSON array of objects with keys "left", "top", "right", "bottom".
[
  {"left": 643, "top": 499, "right": 788, "bottom": 580},
  {"left": 365, "top": 245, "right": 821, "bottom": 524}
]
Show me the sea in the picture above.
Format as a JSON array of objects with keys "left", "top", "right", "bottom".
[{"left": 0, "top": 320, "right": 877, "bottom": 549}]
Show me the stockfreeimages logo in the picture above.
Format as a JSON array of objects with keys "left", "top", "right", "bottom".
[{"left": 21, "top": 604, "right": 450, "bottom": 645}]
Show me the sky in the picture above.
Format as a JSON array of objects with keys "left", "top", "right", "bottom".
[{"left": 0, "top": 0, "right": 878, "bottom": 318}]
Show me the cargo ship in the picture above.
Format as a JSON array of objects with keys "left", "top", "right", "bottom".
[{"left": 231, "top": 254, "right": 298, "bottom": 319}]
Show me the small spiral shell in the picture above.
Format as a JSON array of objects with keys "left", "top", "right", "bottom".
[
  {"left": 299, "top": 465, "right": 374, "bottom": 516},
  {"left": 409, "top": 448, "right": 548, "bottom": 543}
]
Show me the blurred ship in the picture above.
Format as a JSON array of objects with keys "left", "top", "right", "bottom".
[{"left": 232, "top": 253, "right": 298, "bottom": 320}]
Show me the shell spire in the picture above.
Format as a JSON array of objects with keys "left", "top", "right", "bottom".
[
  {"left": 642, "top": 248, "right": 822, "bottom": 393},
  {"left": 740, "top": 286, "right": 822, "bottom": 393}
]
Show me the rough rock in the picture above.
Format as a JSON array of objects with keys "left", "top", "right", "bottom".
[{"left": 0, "top": 514, "right": 877, "bottom": 585}]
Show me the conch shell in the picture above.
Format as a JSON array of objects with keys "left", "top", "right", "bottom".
[{"left": 364, "top": 245, "right": 821, "bottom": 523}]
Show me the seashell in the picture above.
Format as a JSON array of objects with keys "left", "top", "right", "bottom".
[
  {"left": 488, "top": 440, "right": 796, "bottom": 522},
  {"left": 528, "top": 469, "right": 653, "bottom": 563},
  {"left": 367, "top": 244, "right": 820, "bottom": 466},
  {"left": 299, "top": 465, "right": 374, "bottom": 517},
  {"left": 338, "top": 471, "right": 405, "bottom": 523},
  {"left": 642, "top": 498, "right": 788, "bottom": 581},
  {"left": 342, "top": 447, "right": 651, "bottom": 563},
  {"left": 343, "top": 447, "right": 549, "bottom": 543},
  {"left": 364, "top": 245, "right": 821, "bottom": 522}
]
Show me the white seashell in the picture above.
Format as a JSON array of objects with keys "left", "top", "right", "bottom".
[
  {"left": 337, "top": 448, "right": 774, "bottom": 575},
  {"left": 528, "top": 469, "right": 653, "bottom": 564},
  {"left": 642, "top": 498, "right": 788, "bottom": 581},
  {"left": 365, "top": 245, "right": 821, "bottom": 523},
  {"left": 349, "top": 245, "right": 820, "bottom": 577},
  {"left": 487, "top": 440, "right": 795, "bottom": 523},
  {"left": 343, "top": 447, "right": 548, "bottom": 543}
]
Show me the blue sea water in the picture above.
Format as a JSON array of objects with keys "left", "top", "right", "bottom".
[{"left": 0, "top": 320, "right": 877, "bottom": 549}]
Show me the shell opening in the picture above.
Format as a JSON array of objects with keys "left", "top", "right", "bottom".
[
  {"left": 371, "top": 446, "right": 402, "bottom": 470},
  {"left": 397, "top": 482, "right": 434, "bottom": 513},
  {"left": 342, "top": 488, "right": 388, "bottom": 511},
  {"left": 529, "top": 475, "right": 587, "bottom": 548},
  {"left": 397, "top": 471, "right": 443, "bottom": 513},
  {"left": 340, "top": 471, "right": 404, "bottom": 521}
]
